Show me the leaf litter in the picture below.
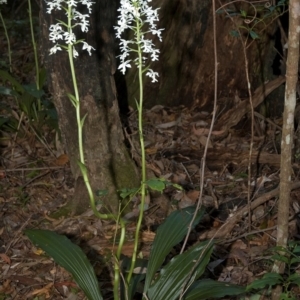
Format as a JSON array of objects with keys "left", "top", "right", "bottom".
[{"left": 1, "top": 10, "right": 300, "bottom": 300}]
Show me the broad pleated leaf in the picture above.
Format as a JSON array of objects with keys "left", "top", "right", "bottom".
[
  {"left": 25, "top": 229, "right": 102, "bottom": 300},
  {"left": 184, "top": 279, "right": 246, "bottom": 299},
  {"left": 147, "top": 241, "right": 213, "bottom": 300},
  {"left": 246, "top": 272, "right": 283, "bottom": 291},
  {"left": 144, "top": 206, "right": 205, "bottom": 292},
  {"left": 0, "top": 70, "right": 24, "bottom": 93},
  {"left": 121, "top": 257, "right": 147, "bottom": 299}
]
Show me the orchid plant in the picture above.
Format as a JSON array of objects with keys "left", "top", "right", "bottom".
[
  {"left": 24, "top": 1, "right": 249, "bottom": 300},
  {"left": 0, "top": 0, "right": 11, "bottom": 73},
  {"left": 114, "top": 0, "right": 163, "bottom": 283},
  {"left": 25, "top": 0, "right": 164, "bottom": 297},
  {"left": 45, "top": 0, "right": 103, "bottom": 221},
  {"left": 44, "top": 1, "right": 128, "bottom": 297}
]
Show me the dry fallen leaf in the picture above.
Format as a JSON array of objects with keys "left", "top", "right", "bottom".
[
  {"left": 198, "top": 135, "right": 213, "bottom": 148},
  {"left": 54, "top": 154, "right": 69, "bottom": 166},
  {"left": 142, "top": 230, "right": 156, "bottom": 242},
  {"left": 192, "top": 125, "right": 225, "bottom": 136},
  {"left": 0, "top": 253, "right": 11, "bottom": 264},
  {"left": 31, "top": 283, "right": 53, "bottom": 298},
  {"left": 186, "top": 190, "right": 200, "bottom": 202}
]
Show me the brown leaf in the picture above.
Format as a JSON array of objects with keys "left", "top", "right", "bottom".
[
  {"left": 31, "top": 283, "right": 53, "bottom": 298},
  {"left": 198, "top": 135, "right": 213, "bottom": 148},
  {"left": 261, "top": 219, "right": 275, "bottom": 245},
  {"left": 142, "top": 230, "right": 156, "bottom": 242},
  {"left": 186, "top": 190, "right": 200, "bottom": 202},
  {"left": 54, "top": 154, "right": 69, "bottom": 166},
  {"left": 192, "top": 125, "right": 225, "bottom": 136},
  {"left": 146, "top": 147, "right": 158, "bottom": 155},
  {"left": 0, "top": 253, "right": 11, "bottom": 264}
]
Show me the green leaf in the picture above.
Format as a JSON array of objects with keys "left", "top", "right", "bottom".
[
  {"left": 38, "top": 68, "right": 47, "bottom": 88},
  {"left": 0, "top": 86, "right": 15, "bottom": 96},
  {"left": 287, "top": 273, "right": 300, "bottom": 286},
  {"left": 119, "top": 187, "right": 140, "bottom": 199},
  {"left": 271, "top": 254, "right": 289, "bottom": 264},
  {"left": 146, "top": 178, "right": 165, "bottom": 192},
  {"left": 0, "top": 116, "right": 9, "bottom": 127},
  {"left": 184, "top": 279, "right": 246, "bottom": 299},
  {"left": 67, "top": 93, "right": 78, "bottom": 107},
  {"left": 249, "top": 30, "right": 260, "bottom": 40},
  {"left": 291, "top": 245, "right": 300, "bottom": 255},
  {"left": 121, "top": 257, "right": 147, "bottom": 299},
  {"left": 247, "top": 273, "right": 283, "bottom": 290},
  {"left": 240, "top": 10, "right": 247, "bottom": 17},
  {"left": 271, "top": 246, "right": 288, "bottom": 253},
  {"left": 77, "top": 161, "right": 87, "bottom": 175},
  {"left": 165, "top": 181, "right": 182, "bottom": 190},
  {"left": 147, "top": 241, "right": 213, "bottom": 300},
  {"left": 239, "top": 25, "right": 249, "bottom": 31},
  {"left": 0, "top": 70, "right": 24, "bottom": 94},
  {"left": 230, "top": 30, "right": 240, "bottom": 37},
  {"left": 144, "top": 206, "right": 206, "bottom": 292},
  {"left": 23, "top": 84, "right": 45, "bottom": 98},
  {"left": 25, "top": 230, "right": 102, "bottom": 300},
  {"left": 96, "top": 189, "right": 109, "bottom": 197},
  {"left": 290, "top": 257, "right": 300, "bottom": 264},
  {"left": 279, "top": 293, "right": 295, "bottom": 300},
  {"left": 278, "top": 0, "right": 286, "bottom": 5},
  {"left": 80, "top": 113, "right": 88, "bottom": 128}
]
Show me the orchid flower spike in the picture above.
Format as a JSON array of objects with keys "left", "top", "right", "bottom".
[
  {"left": 45, "top": 0, "right": 95, "bottom": 57},
  {"left": 114, "top": 0, "right": 163, "bottom": 83}
]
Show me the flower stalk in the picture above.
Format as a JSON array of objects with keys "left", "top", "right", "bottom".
[
  {"left": 46, "top": 0, "right": 162, "bottom": 297},
  {"left": 45, "top": 1, "right": 125, "bottom": 298},
  {"left": 115, "top": 0, "right": 163, "bottom": 284}
]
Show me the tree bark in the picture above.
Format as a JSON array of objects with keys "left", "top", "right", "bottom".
[
  {"left": 123, "top": 0, "right": 280, "bottom": 109},
  {"left": 272, "top": 1, "right": 300, "bottom": 299},
  {"left": 39, "top": 0, "right": 139, "bottom": 214}
]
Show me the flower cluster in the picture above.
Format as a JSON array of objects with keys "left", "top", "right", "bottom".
[
  {"left": 114, "top": 0, "right": 163, "bottom": 82},
  {"left": 45, "top": 0, "right": 95, "bottom": 57}
]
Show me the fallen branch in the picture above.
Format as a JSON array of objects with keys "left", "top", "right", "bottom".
[
  {"left": 199, "top": 181, "right": 300, "bottom": 240},
  {"left": 215, "top": 76, "right": 286, "bottom": 133}
]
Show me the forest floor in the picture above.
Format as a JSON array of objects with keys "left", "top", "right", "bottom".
[
  {"left": 2, "top": 3, "right": 300, "bottom": 300},
  {"left": 2, "top": 95, "right": 300, "bottom": 299}
]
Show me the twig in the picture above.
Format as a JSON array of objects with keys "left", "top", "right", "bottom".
[
  {"left": 253, "top": 111, "right": 282, "bottom": 131},
  {"left": 180, "top": 0, "right": 219, "bottom": 254},
  {"left": 5, "top": 216, "right": 31, "bottom": 254},
  {"left": 219, "top": 225, "right": 278, "bottom": 245},
  {"left": 180, "top": 162, "right": 193, "bottom": 184},
  {"left": 2, "top": 166, "right": 67, "bottom": 172}
]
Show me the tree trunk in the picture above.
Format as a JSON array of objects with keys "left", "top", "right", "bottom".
[
  {"left": 39, "top": 0, "right": 139, "bottom": 214},
  {"left": 272, "top": 1, "right": 300, "bottom": 298},
  {"left": 124, "top": 0, "right": 282, "bottom": 109}
]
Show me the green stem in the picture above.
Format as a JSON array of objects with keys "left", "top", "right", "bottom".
[
  {"left": 66, "top": 5, "right": 112, "bottom": 222},
  {"left": 127, "top": 13, "right": 147, "bottom": 284},
  {"left": 65, "top": 5, "right": 124, "bottom": 299},
  {"left": 28, "top": 0, "right": 39, "bottom": 90},
  {"left": 28, "top": 0, "right": 41, "bottom": 115},
  {"left": 0, "top": 10, "right": 12, "bottom": 73}
]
